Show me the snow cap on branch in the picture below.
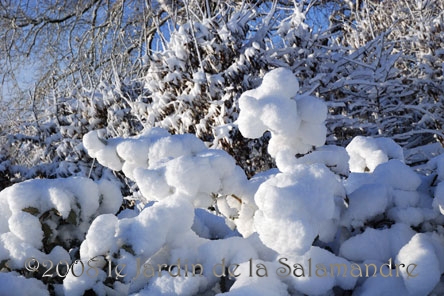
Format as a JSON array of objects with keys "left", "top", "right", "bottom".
[
  {"left": 346, "top": 136, "right": 404, "bottom": 173},
  {"left": 237, "top": 67, "right": 327, "bottom": 170}
]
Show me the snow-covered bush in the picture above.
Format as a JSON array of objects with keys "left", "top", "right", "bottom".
[
  {"left": 346, "top": 136, "right": 404, "bottom": 173},
  {"left": 83, "top": 127, "right": 249, "bottom": 209},
  {"left": 2, "top": 0, "right": 444, "bottom": 294},
  {"left": 0, "top": 82, "right": 136, "bottom": 184},
  {"left": 0, "top": 177, "right": 122, "bottom": 294},
  {"left": 2, "top": 65, "right": 444, "bottom": 295},
  {"left": 137, "top": 8, "right": 275, "bottom": 177},
  {"left": 333, "top": 0, "right": 444, "bottom": 148}
]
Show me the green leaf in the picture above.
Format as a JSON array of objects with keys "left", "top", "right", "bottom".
[
  {"left": 67, "top": 209, "right": 78, "bottom": 225},
  {"left": 22, "top": 207, "right": 40, "bottom": 216}
]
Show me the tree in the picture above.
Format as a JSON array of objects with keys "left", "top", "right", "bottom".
[
  {"left": 330, "top": 0, "right": 444, "bottom": 147},
  {"left": 0, "top": 0, "right": 313, "bottom": 178},
  {"left": 1, "top": 0, "right": 444, "bottom": 184}
]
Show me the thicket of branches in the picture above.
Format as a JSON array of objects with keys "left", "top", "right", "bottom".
[{"left": 1, "top": 0, "right": 443, "bottom": 189}]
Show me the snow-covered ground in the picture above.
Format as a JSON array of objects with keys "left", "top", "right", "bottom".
[{"left": 1, "top": 68, "right": 444, "bottom": 295}]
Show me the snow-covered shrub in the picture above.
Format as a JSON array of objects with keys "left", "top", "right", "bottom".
[
  {"left": 75, "top": 67, "right": 444, "bottom": 294},
  {"left": 138, "top": 10, "right": 276, "bottom": 177},
  {"left": 78, "top": 125, "right": 353, "bottom": 294},
  {"left": 82, "top": 126, "right": 262, "bottom": 241},
  {"left": 3, "top": 61, "right": 444, "bottom": 295},
  {"left": 342, "top": 159, "right": 434, "bottom": 229},
  {"left": 346, "top": 136, "right": 404, "bottom": 173},
  {"left": 0, "top": 82, "right": 137, "bottom": 184},
  {"left": 333, "top": 0, "right": 444, "bottom": 148},
  {"left": 2, "top": 2, "right": 444, "bottom": 294},
  {"left": 428, "top": 154, "right": 444, "bottom": 217},
  {"left": 0, "top": 177, "right": 122, "bottom": 288},
  {"left": 83, "top": 128, "right": 249, "bottom": 208},
  {"left": 237, "top": 68, "right": 327, "bottom": 159}
]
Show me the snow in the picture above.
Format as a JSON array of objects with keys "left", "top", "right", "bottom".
[
  {"left": 396, "top": 234, "right": 441, "bottom": 296},
  {"left": 63, "top": 268, "right": 108, "bottom": 296},
  {"left": 66, "top": 196, "right": 202, "bottom": 293},
  {"left": 0, "top": 272, "right": 49, "bottom": 296},
  {"left": 346, "top": 136, "right": 404, "bottom": 172},
  {"left": 85, "top": 128, "right": 248, "bottom": 208},
  {"left": 284, "top": 247, "right": 358, "bottom": 295},
  {"left": 373, "top": 160, "right": 422, "bottom": 191},
  {"left": 341, "top": 183, "right": 390, "bottom": 228},
  {"left": 237, "top": 68, "right": 328, "bottom": 160},
  {"left": 387, "top": 207, "right": 425, "bottom": 227},
  {"left": 345, "top": 160, "right": 422, "bottom": 202},
  {"left": 132, "top": 271, "right": 209, "bottom": 295},
  {"left": 297, "top": 95, "right": 328, "bottom": 123},
  {"left": 433, "top": 182, "right": 444, "bottom": 215},
  {"left": 8, "top": 212, "right": 43, "bottom": 249},
  {"left": 292, "top": 145, "right": 350, "bottom": 176},
  {"left": 97, "top": 179, "right": 123, "bottom": 215},
  {"left": 192, "top": 208, "right": 238, "bottom": 240},
  {"left": 80, "top": 214, "right": 119, "bottom": 260},
  {"left": 253, "top": 163, "right": 344, "bottom": 255},
  {"left": 222, "top": 260, "right": 289, "bottom": 296},
  {"left": 340, "top": 224, "right": 415, "bottom": 262},
  {"left": 117, "top": 197, "right": 195, "bottom": 258},
  {"left": 429, "top": 154, "right": 444, "bottom": 181},
  {"left": 83, "top": 130, "right": 124, "bottom": 171},
  {"left": 2, "top": 65, "right": 444, "bottom": 295},
  {"left": 354, "top": 275, "right": 408, "bottom": 296},
  {"left": 0, "top": 177, "right": 122, "bottom": 272},
  {"left": 392, "top": 189, "right": 420, "bottom": 208}
]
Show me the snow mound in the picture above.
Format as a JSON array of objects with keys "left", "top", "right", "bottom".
[
  {"left": 0, "top": 177, "right": 122, "bottom": 269},
  {"left": 83, "top": 127, "right": 170, "bottom": 178},
  {"left": 84, "top": 128, "right": 249, "bottom": 208},
  {"left": 237, "top": 68, "right": 328, "bottom": 163},
  {"left": 341, "top": 183, "right": 390, "bottom": 229},
  {"left": 396, "top": 233, "right": 442, "bottom": 296},
  {"left": 343, "top": 160, "right": 423, "bottom": 228},
  {"left": 293, "top": 145, "right": 350, "bottom": 176},
  {"left": 341, "top": 231, "right": 443, "bottom": 295},
  {"left": 346, "top": 136, "right": 404, "bottom": 172},
  {"left": 69, "top": 196, "right": 203, "bottom": 294},
  {"left": 339, "top": 223, "right": 415, "bottom": 262},
  {"left": 253, "top": 164, "right": 344, "bottom": 255},
  {"left": 285, "top": 247, "right": 358, "bottom": 295},
  {"left": 133, "top": 272, "right": 209, "bottom": 295},
  {"left": 0, "top": 272, "right": 49, "bottom": 296},
  {"left": 345, "top": 160, "right": 421, "bottom": 194},
  {"left": 223, "top": 260, "right": 289, "bottom": 296}
]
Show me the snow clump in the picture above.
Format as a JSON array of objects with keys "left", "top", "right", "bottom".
[
  {"left": 346, "top": 136, "right": 404, "bottom": 173},
  {"left": 237, "top": 68, "right": 328, "bottom": 166},
  {"left": 253, "top": 163, "right": 345, "bottom": 255},
  {"left": 84, "top": 128, "right": 249, "bottom": 208},
  {"left": 342, "top": 160, "right": 425, "bottom": 228},
  {"left": 0, "top": 177, "right": 122, "bottom": 269}
]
